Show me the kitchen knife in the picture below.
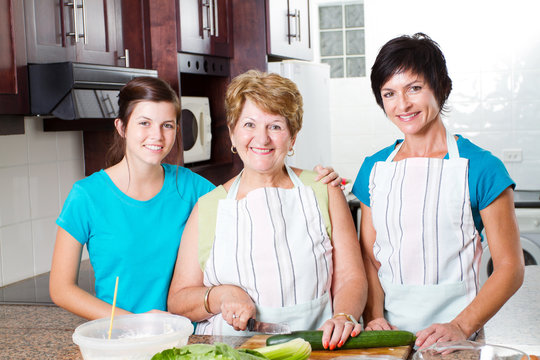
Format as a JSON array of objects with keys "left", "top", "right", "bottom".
[{"left": 247, "top": 318, "right": 291, "bottom": 334}]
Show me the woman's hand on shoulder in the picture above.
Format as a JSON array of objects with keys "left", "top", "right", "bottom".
[
  {"left": 319, "top": 315, "right": 363, "bottom": 350},
  {"left": 218, "top": 285, "right": 256, "bottom": 331},
  {"left": 313, "top": 164, "right": 344, "bottom": 188},
  {"left": 415, "top": 322, "right": 467, "bottom": 349},
  {"left": 364, "top": 317, "right": 397, "bottom": 331}
]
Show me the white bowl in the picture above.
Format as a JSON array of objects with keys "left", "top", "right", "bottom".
[
  {"left": 72, "top": 313, "right": 193, "bottom": 360},
  {"left": 412, "top": 340, "right": 529, "bottom": 360}
]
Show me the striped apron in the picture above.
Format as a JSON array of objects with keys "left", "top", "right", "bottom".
[
  {"left": 369, "top": 130, "right": 482, "bottom": 334},
  {"left": 195, "top": 165, "right": 334, "bottom": 335}
]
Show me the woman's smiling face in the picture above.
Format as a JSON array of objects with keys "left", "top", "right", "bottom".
[
  {"left": 381, "top": 70, "right": 442, "bottom": 137},
  {"left": 121, "top": 100, "right": 177, "bottom": 167},
  {"left": 230, "top": 99, "right": 295, "bottom": 175}
]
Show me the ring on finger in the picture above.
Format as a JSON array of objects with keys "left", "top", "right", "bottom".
[
  {"left": 345, "top": 321, "right": 355, "bottom": 326},
  {"left": 232, "top": 314, "right": 238, "bottom": 319}
]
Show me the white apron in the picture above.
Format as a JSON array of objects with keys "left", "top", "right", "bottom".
[
  {"left": 195, "top": 165, "right": 334, "bottom": 335},
  {"left": 369, "top": 130, "right": 482, "bottom": 334}
]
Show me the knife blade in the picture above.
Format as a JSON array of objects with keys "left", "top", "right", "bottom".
[{"left": 247, "top": 318, "right": 291, "bottom": 334}]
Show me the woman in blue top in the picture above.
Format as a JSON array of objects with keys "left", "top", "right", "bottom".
[
  {"left": 352, "top": 33, "right": 524, "bottom": 349},
  {"left": 50, "top": 76, "right": 341, "bottom": 320}
]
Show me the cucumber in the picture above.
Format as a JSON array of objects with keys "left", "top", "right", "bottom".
[{"left": 266, "top": 330, "right": 416, "bottom": 350}]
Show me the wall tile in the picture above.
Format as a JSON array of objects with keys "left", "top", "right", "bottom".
[
  {"left": 25, "top": 118, "right": 57, "bottom": 164},
  {"left": 28, "top": 163, "right": 60, "bottom": 219},
  {"left": 515, "top": 131, "right": 540, "bottom": 162},
  {"left": 449, "top": 73, "right": 482, "bottom": 103},
  {"left": 447, "top": 102, "right": 483, "bottom": 132},
  {"left": 0, "top": 134, "right": 28, "bottom": 168},
  {"left": 482, "top": 101, "right": 512, "bottom": 132},
  {"left": 58, "top": 160, "right": 85, "bottom": 207},
  {"left": 513, "top": 101, "right": 540, "bottom": 131},
  {"left": 481, "top": 71, "right": 512, "bottom": 102},
  {"left": 0, "top": 222, "right": 34, "bottom": 284},
  {"left": 56, "top": 131, "right": 84, "bottom": 162},
  {"left": 513, "top": 70, "right": 540, "bottom": 102},
  {"left": 32, "top": 217, "right": 57, "bottom": 275},
  {"left": 0, "top": 166, "right": 30, "bottom": 227}
]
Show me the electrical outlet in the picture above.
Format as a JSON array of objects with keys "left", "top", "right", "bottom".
[{"left": 502, "top": 149, "right": 523, "bottom": 163}]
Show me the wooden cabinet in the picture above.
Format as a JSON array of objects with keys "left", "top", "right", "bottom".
[
  {"left": 178, "top": 0, "right": 233, "bottom": 58},
  {"left": 24, "top": 0, "right": 125, "bottom": 66},
  {"left": 0, "top": 0, "right": 28, "bottom": 120},
  {"left": 266, "top": 0, "right": 312, "bottom": 61}
]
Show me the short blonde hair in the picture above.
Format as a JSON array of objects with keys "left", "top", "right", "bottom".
[{"left": 225, "top": 70, "right": 303, "bottom": 137}]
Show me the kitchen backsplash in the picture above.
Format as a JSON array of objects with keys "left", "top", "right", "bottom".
[
  {"left": 315, "top": 0, "right": 540, "bottom": 190},
  {"left": 0, "top": 118, "right": 86, "bottom": 286}
]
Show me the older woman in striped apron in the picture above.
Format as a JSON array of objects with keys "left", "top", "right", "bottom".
[
  {"left": 352, "top": 33, "right": 524, "bottom": 349},
  {"left": 168, "top": 70, "right": 367, "bottom": 350}
]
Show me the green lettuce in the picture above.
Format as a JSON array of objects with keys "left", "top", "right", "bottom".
[{"left": 151, "top": 343, "right": 269, "bottom": 360}]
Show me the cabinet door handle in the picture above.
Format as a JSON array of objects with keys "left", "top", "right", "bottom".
[
  {"left": 118, "top": 49, "right": 130, "bottom": 68},
  {"left": 64, "top": 1, "right": 79, "bottom": 43},
  {"left": 79, "top": 0, "right": 88, "bottom": 44},
  {"left": 287, "top": 9, "right": 300, "bottom": 42},
  {"left": 209, "top": 0, "right": 216, "bottom": 37},
  {"left": 201, "top": 0, "right": 211, "bottom": 37},
  {"left": 296, "top": 9, "right": 301, "bottom": 42}
]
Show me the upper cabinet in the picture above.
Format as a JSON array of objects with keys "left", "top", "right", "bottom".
[
  {"left": 24, "top": 0, "right": 126, "bottom": 66},
  {"left": 177, "top": 0, "right": 233, "bottom": 58},
  {"left": 0, "top": 0, "right": 28, "bottom": 117},
  {"left": 266, "top": 0, "right": 313, "bottom": 61}
]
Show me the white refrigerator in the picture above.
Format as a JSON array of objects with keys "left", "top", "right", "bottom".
[{"left": 267, "top": 60, "right": 331, "bottom": 171}]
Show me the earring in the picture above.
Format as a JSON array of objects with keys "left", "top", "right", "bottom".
[
  {"left": 231, "top": 146, "right": 237, "bottom": 154},
  {"left": 288, "top": 148, "right": 295, "bottom": 156}
]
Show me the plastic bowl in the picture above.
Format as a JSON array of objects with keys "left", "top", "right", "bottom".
[
  {"left": 412, "top": 340, "right": 529, "bottom": 360},
  {"left": 72, "top": 313, "right": 193, "bottom": 360}
]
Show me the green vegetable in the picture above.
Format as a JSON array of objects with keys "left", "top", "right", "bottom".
[
  {"left": 151, "top": 338, "right": 312, "bottom": 360},
  {"left": 150, "top": 342, "right": 267, "bottom": 360},
  {"left": 266, "top": 330, "right": 416, "bottom": 350},
  {"left": 255, "top": 338, "right": 311, "bottom": 360}
]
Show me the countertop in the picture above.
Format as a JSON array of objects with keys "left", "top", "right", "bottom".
[{"left": 484, "top": 265, "right": 540, "bottom": 354}]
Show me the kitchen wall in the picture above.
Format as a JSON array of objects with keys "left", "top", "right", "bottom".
[
  {"left": 312, "top": 0, "right": 540, "bottom": 190},
  {"left": 0, "top": 118, "right": 85, "bottom": 286}
]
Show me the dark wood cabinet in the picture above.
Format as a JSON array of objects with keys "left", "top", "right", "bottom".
[
  {"left": 178, "top": 0, "right": 233, "bottom": 58},
  {"left": 266, "top": 0, "right": 313, "bottom": 61},
  {"left": 0, "top": 0, "right": 29, "bottom": 119},
  {"left": 24, "top": 0, "right": 125, "bottom": 66}
]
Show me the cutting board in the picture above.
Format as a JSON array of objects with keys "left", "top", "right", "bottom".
[{"left": 238, "top": 335, "right": 412, "bottom": 359}]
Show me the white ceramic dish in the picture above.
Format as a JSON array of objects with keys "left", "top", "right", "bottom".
[{"left": 72, "top": 313, "right": 193, "bottom": 360}]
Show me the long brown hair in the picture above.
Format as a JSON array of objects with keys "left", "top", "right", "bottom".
[{"left": 106, "top": 77, "right": 182, "bottom": 167}]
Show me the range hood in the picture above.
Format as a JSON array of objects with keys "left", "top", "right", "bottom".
[{"left": 28, "top": 62, "right": 157, "bottom": 120}]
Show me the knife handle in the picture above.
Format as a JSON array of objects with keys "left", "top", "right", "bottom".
[{"left": 247, "top": 318, "right": 255, "bottom": 331}]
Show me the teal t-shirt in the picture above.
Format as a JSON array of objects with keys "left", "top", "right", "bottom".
[
  {"left": 56, "top": 164, "right": 215, "bottom": 313},
  {"left": 352, "top": 135, "right": 515, "bottom": 234}
]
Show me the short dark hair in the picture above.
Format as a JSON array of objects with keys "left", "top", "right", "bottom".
[{"left": 370, "top": 33, "right": 452, "bottom": 113}]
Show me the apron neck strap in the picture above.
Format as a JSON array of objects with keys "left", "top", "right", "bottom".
[
  {"left": 385, "top": 129, "right": 460, "bottom": 162},
  {"left": 227, "top": 165, "right": 302, "bottom": 200}
]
